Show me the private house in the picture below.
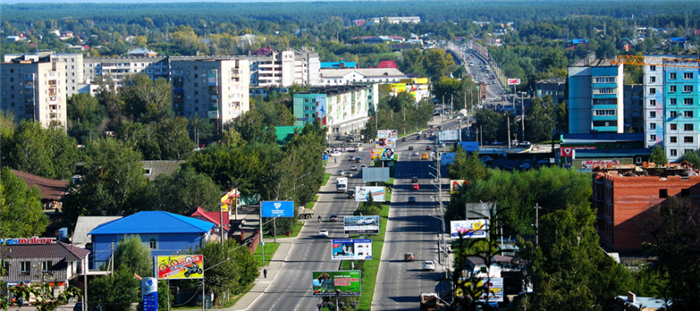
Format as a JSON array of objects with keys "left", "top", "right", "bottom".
[
  {"left": 566, "top": 38, "right": 589, "bottom": 50},
  {"left": 72, "top": 216, "right": 123, "bottom": 248},
  {"left": 190, "top": 207, "right": 230, "bottom": 243},
  {"left": 11, "top": 170, "right": 68, "bottom": 210}
]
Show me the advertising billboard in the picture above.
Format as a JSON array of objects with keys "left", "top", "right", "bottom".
[
  {"left": 450, "top": 220, "right": 489, "bottom": 239},
  {"left": 332, "top": 239, "right": 373, "bottom": 260},
  {"left": 380, "top": 148, "right": 395, "bottom": 161},
  {"left": 439, "top": 130, "right": 459, "bottom": 141},
  {"left": 157, "top": 255, "right": 204, "bottom": 280},
  {"left": 560, "top": 146, "right": 597, "bottom": 157},
  {"left": 370, "top": 149, "right": 383, "bottom": 159},
  {"left": 344, "top": 216, "right": 380, "bottom": 234},
  {"left": 507, "top": 78, "right": 521, "bottom": 86},
  {"left": 312, "top": 271, "right": 362, "bottom": 296},
  {"left": 581, "top": 159, "right": 620, "bottom": 169},
  {"left": 261, "top": 201, "right": 294, "bottom": 218},
  {"left": 456, "top": 278, "right": 504, "bottom": 302},
  {"left": 220, "top": 189, "right": 238, "bottom": 213},
  {"left": 376, "top": 130, "right": 398, "bottom": 149},
  {"left": 316, "top": 95, "right": 327, "bottom": 125},
  {"left": 362, "top": 167, "right": 390, "bottom": 183},
  {"left": 450, "top": 180, "right": 467, "bottom": 194},
  {"left": 355, "top": 186, "right": 386, "bottom": 202}
]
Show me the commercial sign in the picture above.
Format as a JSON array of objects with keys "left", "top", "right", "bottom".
[
  {"left": 355, "top": 186, "right": 386, "bottom": 202},
  {"left": 141, "top": 277, "right": 158, "bottom": 311},
  {"left": 332, "top": 239, "right": 373, "bottom": 260},
  {"left": 450, "top": 180, "right": 467, "bottom": 194},
  {"left": 261, "top": 201, "right": 294, "bottom": 218},
  {"left": 0, "top": 237, "right": 57, "bottom": 245},
  {"left": 312, "top": 271, "right": 362, "bottom": 296},
  {"left": 450, "top": 220, "right": 489, "bottom": 239},
  {"left": 439, "top": 130, "right": 459, "bottom": 141},
  {"left": 560, "top": 146, "right": 597, "bottom": 157},
  {"left": 344, "top": 216, "right": 380, "bottom": 235},
  {"left": 157, "top": 255, "right": 204, "bottom": 280},
  {"left": 362, "top": 167, "right": 391, "bottom": 183},
  {"left": 380, "top": 148, "right": 395, "bottom": 161},
  {"left": 316, "top": 95, "right": 327, "bottom": 125},
  {"left": 507, "top": 78, "right": 521, "bottom": 86},
  {"left": 220, "top": 189, "right": 238, "bottom": 213},
  {"left": 370, "top": 148, "right": 384, "bottom": 159},
  {"left": 581, "top": 159, "right": 619, "bottom": 169},
  {"left": 456, "top": 278, "right": 504, "bottom": 302},
  {"left": 376, "top": 130, "right": 398, "bottom": 149}
]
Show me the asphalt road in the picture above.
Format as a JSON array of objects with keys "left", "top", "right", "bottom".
[
  {"left": 247, "top": 149, "right": 370, "bottom": 311},
  {"left": 372, "top": 131, "right": 452, "bottom": 311}
]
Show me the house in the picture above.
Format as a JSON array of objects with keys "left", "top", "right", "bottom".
[
  {"left": 566, "top": 38, "right": 589, "bottom": 50},
  {"left": 669, "top": 37, "right": 687, "bottom": 48},
  {"left": 615, "top": 292, "right": 669, "bottom": 311},
  {"left": 88, "top": 211, "right": 215, "bottom": 269},
  {"left": 0, "top": 238, "right": 89, "bottom": 293},
  {"left": 190, "top": 207, "right": 230, "bottom": 243},
  {"left": 126, "top": 48, "right": 157, "bottom": 57},
  {"left": 141, "top": 160, "right": 184, "bottom": 181},
  {"left": 618, "top": 37, "right": 633, "bottom": 52},
  {"left": 72, "top": 216, "right": 122, "bottom": 248},
  {"left": 12, "top": 170, "right": 68, "bottom": 211},
  {"left": 318, "top": 68, "right": 407, "bottom": 85}
]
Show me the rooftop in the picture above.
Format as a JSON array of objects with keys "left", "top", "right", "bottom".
[
  {"left": 89, "top": 211, "right": 215, "bottom": 235},
  {"left": 73, "top": 216, "right": 123, "bottom": 245},
  {"left": 298, "top": 84, "right": 374, "bottom": 96},
  {"left": 319, "top": 67, "right": 406, "bottom": 78},
  {"left": 1, "top": 242, "right": 89, "bottom": 261},
  {"left": 12, "top": 169, "right": 68, "bottom": 201},
  {"left": 190, "top": 207, "right": 230, "bottom": 232}
]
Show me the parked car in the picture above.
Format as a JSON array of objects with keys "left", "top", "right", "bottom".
[
  {"left": 519, "top": 163, "right": 532, "bottom": 170},
  {"left": 412, "top": 183, "right": 420, "bottom": 190},
  {"left": 422, "top": 260, "right": 436, "bottom": 271},
  {"left": 330, "top": 214, "right": 339, "bottom": 222},
  {"left": 537, "top": 158, "right": 550, "bottom": 165},
  {"left": 319, "top": 229, "right": 329, "bottom": 237},
  {"left": 521, "top": 159, "right": 533, "bottom": 165}
]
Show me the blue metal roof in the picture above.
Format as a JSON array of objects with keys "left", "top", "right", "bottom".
[
  {"left": 89, "top": 211, "right": 215, "bottom": 235},
  {"left": 320, "top": 61, "right": 357, "bottom": 69}
]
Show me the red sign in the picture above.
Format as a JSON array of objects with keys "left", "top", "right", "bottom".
[
  {"left": 560, "top": 146, "right": 597, "bottom": 157},
  {"left": 0, "top": 237, "right": 57, "bottom": 245},
  {"left": 507, "top": 78, "right": 521, "bottom": 85}
]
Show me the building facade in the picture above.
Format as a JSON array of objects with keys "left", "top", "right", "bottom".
[
  {"left": 623, "top": 84, "right": 644, "bottom": 133},
  {"left": 318, "top": 68, "right": 407, "bottom": 86},
  {"left": 84, "top": 56, "right": 169, "bottom": 85},
  {"left": 293, "top": 84, "right": 379, "bottom": 135},
  {"left": 567, "top": 55, "right": 625, "bottom": 134},
  {"left": 535, "top": 78, "right": 567, "bottom": 105}
]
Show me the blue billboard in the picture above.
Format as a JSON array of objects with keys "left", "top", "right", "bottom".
[{"left": 261, "top": 201, "right": 295, "bottom": 218}]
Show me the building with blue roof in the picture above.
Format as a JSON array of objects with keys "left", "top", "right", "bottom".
[
  {"left": 320, "top": 61, "right": 356, "bottom": 69},
  {"left": 88, "top": 211, "right": 215, "bottom": 269}
]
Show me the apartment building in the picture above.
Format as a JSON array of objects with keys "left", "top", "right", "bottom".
[
  {"left": 83, "top": 56, "right": 169, "bottom": 85},
  {"left": 623, "top": 84, "right": 644, "bottom": 134},
  {"left": 318, "top": 68, "right": 407, "bottom": 86},
  {"left": 293, "top": 84, "right": 379, "bottom": 135},
  {"left": 642, "top": 54, "right": 700, "bottom": 162},
  {"left": 1, "top": 57, "right": 67, "bottom": 129},
  {"left": 5, "top": 52, "right": 85, "bottom": 97},
  {"left": 535, "top": 78, "right": 567, "bottom": 105},
  {"left": 567, "top": 54, "right": 625, "bottom": 134},
  {"left": 170, "top": 58, "right": 250, "bottom": 129}
]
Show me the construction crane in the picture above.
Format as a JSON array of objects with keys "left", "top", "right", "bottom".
[{"left": 611, "top": 55, "right": 700, "bottom": 68}]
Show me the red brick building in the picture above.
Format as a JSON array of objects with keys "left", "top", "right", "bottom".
[{"left": 593, "top": 164, "right": 700, "bottom": 252}]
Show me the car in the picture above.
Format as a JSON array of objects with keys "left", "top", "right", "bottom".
[
  {"left": 426, "top": 145, "right": 432, "bottom": 150},
  {"left": 479, "top": 156, "right": 493, "bottom": 162},
  {"left": 429, "top": 131, "right": 435, "bottom": 136},
  {"left": 402, "top": 137, "right": 406, "bottom": 142},
  {"left": 337, "top": 170, "right": 345, "bottom": 176},
  {"left": 416, "top": 135, "right": 421, "bottom": 140},
  {"left": 422, "top": 260, "right": 436, "bottom": 271},
  {"left": 412, "top": 183, "right": 420, "bottom": 190},
  {"left": 345, "top": 171, "right": 353, "bottom": 177},
  {"left": 428, "top": 125, "right": 434, "bottom": 129},
  {"left": 408, "top": 196, "right": 416, "bottom": 203},
  {"left": 519, "top": 163, "right": 532, "bottom": 170},
  {"left": 437, "top": 126, "right": 443, "bottom": 130},
  {"left": 348, "top": 156, "right": 355, "bottom": 161},
  {"left": 360, "top": 164, "right": 368, "bottom": 169},
  {"left": 421, "top": 152, "right": 429, "bottom": 160},
  {"left": 319, "top": 229, "right": 329, "bottom": 237},
  {"left": 329, "top": 214, "right": 339, "bottom": 222},
  {"left": 404, "top": 252, "right": 415, "bottom": 262},
  {"left": 408, "top": 146, "right": 414, "bottom": 151},
  {"left": 520, "top": 159, "right": 533, "bottom": 165},
  {"left": 347, "top": 189, "right": 356, "bottom": 199},
  {"left": 330, "top": 151, "right": 342, "bottom": 157},
  {"left": 350, "top": 165, "right": 358, "bottom": 171},
  {"left": 411, "top": 176, "right": 419, "bottom": 183},
  {"left": 412, "top": 151, "right": 420, "bottom": 156},
  {"left": 355, "top": 157, "right": 362, "bottom": 163},
  {"left": 357, "top": 217, "right": 377, "bottom": 225}
]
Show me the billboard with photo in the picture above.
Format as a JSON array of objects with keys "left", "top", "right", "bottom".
[
  {"left": 315, "top": 95, "right": 327, "bottom": 125},
  {"left": 331, "top": 239, "right": 373, "bottom": 260},
  {"left": 376, "top": 130, "right": 398, "bottom": 149},
  {"left": 439, "top": 130, "right": 459, "bottom": 141},
  {"left": 581, "top": 159, "right": 620, "bottom": 169},
  {"left": 370, "top": 149, "right": 383, "bottom": 159},
  {"left": 355, "top": 186, "right": 386, "bottom": 202},
  {"left": 456, "top": 278, "right": 504, "bottom": 302},
  {"left": 261, "top": 201, "right": 294, "bottom": 217},
  {"left": 312, "top": 270, "right": 362, "bottom": 296},
  {"left": 450, "top": 219, "right": 489, "bottom": 239},
  {"left": 450, "top": 180, "right": 467, "bottom": 194},
  {"left": 379, "top": 148, "right": 395, "bottom": 161},
  {"left": 344, "top": 216, "right": 380, "bottom": 234},
  {"left": 157, "top": 255, "right": 204, "bottom": 280}
]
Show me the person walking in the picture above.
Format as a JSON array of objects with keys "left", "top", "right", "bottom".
[{"left": 263, "top": 269, "right": 267, "bottom": 278}]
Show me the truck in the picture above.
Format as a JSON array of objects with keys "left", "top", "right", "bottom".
[
  {"left": 336, "top": 177, "right": 348, "bottom": 193},
  {"left": 298, "top": 208, "right": 315, "bottom": 219},
  {"left": 420, "top": 292, "right": 440, "bottom": 311}
]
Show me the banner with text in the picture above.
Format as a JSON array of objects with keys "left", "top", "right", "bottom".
[
  {"left": 312, "top": 270, "right": 362, "bottom": 296},
  {"left": 439, "top": 130, "right": 459, "bottom": 141},
  {"left": 157, "top": 255, "right": 203, "bottom": 280},
  {"left": 332, "top": 239, "right": 373, "bottom": 260},
  {"left": 355, "top": 186, "right": 386, "bottom": 202},
  {"left": 376, "top": 130, "right": 398, "bottom": 149},
  {"left": 456, "top": 278, "right": 504, "bottom": 302},
  {"left": 450, "top": 219, "right": 489, "bottom": 239},
  {"left": 261, "top": 201, "right": 294, "bottom": 217},
  {"left": 581, "top": 159, "right": 620, "bottom": 169}
]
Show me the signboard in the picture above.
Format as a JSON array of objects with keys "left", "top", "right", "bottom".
[
  {"left": 560, "top": 146, "right": 597, "bottom": 157},
  {"left": 355, "top": 186, "right": 386, "bottom": 202},
  {"left": 581, "top": 159, "right": 619, "bottom": 169},
  {"left": 261, "top": 201, "right": 294, "bottom": 218},
  {"left": 450, "top": 180, "right": 467, "bottom": 194},
  {"left": 157, "top": 255, "right": 204, "bottom": 280},
  {"left": 316, "top": 95, "right": 327, "bottom": 125},
  {"left": 380, "top": 148, "right": 395, "bottom": 161},
  {"left": 0, "top": 237, "right": 57, "bottom": 245},
  {"left": 323, "top": 153, "right": 329, "bottom": 161},
  {"left": 450, "top": 220, "right": 489, "bottom": 239},
  {"left": 332, "top": 239, "right": 372, "bottom": 260},
  {"left": 362, "top": 167, "right": 390, "bottom": 183},
  {"left": 439, "top": 130, "right": 459, "bottom": 141},
  {"left": 141, "top": 277, "right": 158, "bottom": 311},
  {"left": 376, "top": 130, "right": 398, "bottom": 149},
  {"left": 312, "top": 271, "right": 362, "bottom": 296},
  {"left": 507, "top": 78, "right": 521, "bottom": 86},
  {"left": 220, "top": 189, "right": 238, "bottom": 213},
  {"left": 456, "top": 278, "right": 504, "bottom": 302},
  {"left": 344, "top": 216, "right": 380, "bottom": 235},
  {"left": 370, "top": 149, "right": 383, "bottom": 159}
]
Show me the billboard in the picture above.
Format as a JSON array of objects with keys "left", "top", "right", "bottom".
[
  {"left": 560, "top": 146, "right": 597, "bottom": 157},
  {"left": 312, "top": 271, "right": 362, "bottom": 296},
  {"left": 157, "top": 255, "right": 204, "bottom": 280},
  {"left": 581, "top": 159, "right": 619, "bottom": 169},
  {"left": 376, "top": 130, "right": 398, "bottom": 149},
  {"left": 316, "top": 95, "right": 327, "bottom": 125},
  {"left": 450, "top": 180, "right": 467, "bottom": 194},
  {"left": 362, "top": 167, "right": 390, "bottom": 183},
  {"left": 450, "top": 220, "right": 489, "bottom": 239},
  {"left": 355, "top": 186, "right": 386, "bottom": 202},
  {"left": 439, "top": 130, "right": 459, "bottom": 141},
  {"left": 261, "top": 201, "right": 294, "bottom": 218},
  {"left": 507, "top": 78, "right": 521, "bottom": 85},
  {"left": 456, "top": 278, "right": 504, "bottom": 302},
  {"left": 380, "top": 148, "right": 395, "bottom": 161},
  {"left": 332, "top": 239, "right": 373, "bottom": 260},
  {"left": 344, "top": 216, "right": 380, "bottom": 234},
  {"left": 370, "top": 149, "right": 383, "bottom": 159}
]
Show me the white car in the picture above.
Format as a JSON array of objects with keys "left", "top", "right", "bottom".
[
  {"left": 337, "top": 170, "right": 345, "bottom": 176},
  {"left": 319, "top": 229, "right": 329, "bottom": 237},
  {"left": 357, "top": 218, "right": 377, "bottom": 225},
  {"left": 422, "top": 260, "right": 436, "bottom": 271},
  {"left": 330, "top": 151, "right": 342, "bottom": 157},
  {"left": 350, "top": 165, "right": 358, "bottom": 171}
]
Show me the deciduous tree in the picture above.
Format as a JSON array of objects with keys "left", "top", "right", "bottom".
[
  {"left": 114, "top": 235, "right": 153, "bottom": 277},
  {"left": 0, "top": 168, "right": 48, "bottom": 237}
]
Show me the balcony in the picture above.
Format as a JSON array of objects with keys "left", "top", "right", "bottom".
[
  {"left": 49, "top": 97, "right": 58, "bottom": 104},
  {"left": 25, "top": 73, "right": 35, "bottom": 81},
  {"left": 48, "top": 80, "right": 57, "bottom": 87},
  {"left": 208, "top": 77, "right": 218, "bottom": 86},
  {"left": 50, "top": 105, "right": 58, "bottom": 112},
  {"left": 47, "top": 72, "right": 58, "bottom": 79},
  {"left": 210, "top": 95, "right": 219, "bottom": 102},
  {"left": 209, "top": 86, "right": 219, "bottom": 94},
  {"left": 50, "top": 113, "right": 58, "bottom": 119}
]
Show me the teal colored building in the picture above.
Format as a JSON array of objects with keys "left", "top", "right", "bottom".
[
  {"left": 567, "top": 55, "right": 624, "bottom": 134},
  {"left": 292, "top": 85, "right": 379, "bottom": 136}
]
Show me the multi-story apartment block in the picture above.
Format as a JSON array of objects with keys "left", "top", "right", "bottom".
[
  {"left": 293, "top": 85, "right": 379, "bottom": 135},
  {"left": 170, "top": 58, "right": 250, "bottom": 129},
  {"left": 242, "top": 50, "right": 319, "bottom": 87},
  {"left": 84, "top": 56, "right": 169, "bottom": 85},
  {"left": 535, "top": 78, "right": 567, "bottom": 105},
  {"left": 624, "top": 84, "right": 644, "bottom": 133},
  {"left": 5, "top": 52, "right": 85, "bottom": 97},
  {"left": 1, "top": 57, "right": 67, "bottom": 129},
  {"left": 318, "top": 68, "right": 407, "bottom": 86},
  {"left": 642, "top": 54, "right": 700, "bottom": 162},
  {"left": 567, "top": 54, "right": 624, "bottom": 134}
]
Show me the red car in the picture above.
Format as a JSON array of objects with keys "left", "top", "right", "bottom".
[
  {"left": 412, "top": 183, "right": 420, "bottom": 190},
  {"left": 426, "top": 146, "right": 432, "bottom": 150}
]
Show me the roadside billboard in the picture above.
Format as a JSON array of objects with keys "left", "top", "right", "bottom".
[
  {"left": 157, "top": 255, "right": 204, "bottom": 280},
  {"left": 344, "top": 216, "right": 380, "bottom": 234},
  {"left": 312, "top": 271, "right": 362, "bottom": 296},
  {"left": 581, "top": 159, "right": 619, "bottom": 169},
  {"left": 450, "top": 180, "right": 467, "bottom": 194},
  {"left": 380, "top": 148, "right": 395, "bottom": 161},
  {"left": 355, "top": 186, "right": 386, "bottom": 202},
  {"left": 370, "top": 149, "right": 383, "bottom": 159},
  {"left": 332, "top": 239, "right": 373, "bottom": 260},
  {"left": 261, "top": 201, "right": 294, "bottom": 217},
  {"left": 362, "top": 167, "right": 390, "bottom": 183},
  {"left": 450, "top": 220, "right": 489, "bottom": 239},
  {"left": 456, "top": 278, "right": 504, "bottom": 302},
  {"left": 439, "top": 130, "right": 459, "bottom": 141},
  {"left": 316, "top": 95, "right": 327, "bottom": 125},
  {"left": 376, "top": 130, "right": 398, "bottom": 149},
  {"left": 507, "top": 78, "right": 521, "bottom": 86}
]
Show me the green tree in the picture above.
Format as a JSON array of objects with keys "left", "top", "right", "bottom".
[
  {"left": 114, "top": 235, "right": 153, "bottom": 277},
  {"left": 650, "top": 145, "right": 668, "bottom": 166},
  {"left": 680, "top": 150, "right": 700, "bottom": 168},
  {"left": 156, "top": 117, "right": 194, "bottom": 160},
  {"left": 150, "top": 167, "right": 221, "bottom": 214},
  {"left": 423, "top": 48, "right": 457, "bottom": 79},
  {"left": 0, "top": 168, "right": 49, "bottom": 237},
  {"left": 6, "top": 121, "right": 79, "bottom": 180},
  {"left": 525, "top": 97, "right": 556, "bottom": 142},
  {"left": 9, "top": 281, "right": 82, "bottom": 311},
  {"left": 89, "top": 265, "right": 140, "bottom": 311},
  {"left": 67, "top": 92, "right": 107, "bottom": 144},
  {"left": 449, "top": 148, "right": 486, "bottom": 183}
]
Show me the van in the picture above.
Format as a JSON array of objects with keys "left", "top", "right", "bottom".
[{"left": 421, "top": 152, "right": 429, "bottom": 160}]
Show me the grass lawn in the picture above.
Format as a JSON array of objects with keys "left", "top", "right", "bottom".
[
  {"left": 306, "top": 195, "right": 319, "bottom": 210},
  {"left": 265, "top": 220, "right": 303, "bottom": 239},
  {"left": 323, "top": 173, "right": 331, "bottom": 186},
  {"left": 253, "top": 241, "right": 280, "bottom": 267}
]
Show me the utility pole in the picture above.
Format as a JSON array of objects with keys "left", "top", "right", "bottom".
[
  {"left": 507, "top": 116, "right": 511, "bottom": 149},
  {"left": 403, "top": 107, "right": 406, "bottom": 135},
  {"left": 480, "top": 125, "right": 483, "bottom": 146},
  {"left": 535, "top": 203, "right": 540, "bottom": 246},
  {"left": 521, "top": 91, "right": 525, "bottom": 142}
]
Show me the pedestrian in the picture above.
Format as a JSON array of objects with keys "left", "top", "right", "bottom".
[
  {"left": 334, "top": 157, "right": 337, "bottom": 163},
  {"left": 263, "top": 269, "right": 267, "bottom": 278}
]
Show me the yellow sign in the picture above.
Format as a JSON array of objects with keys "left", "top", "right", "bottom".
[
  {"left": 157, "top": 255, "right": 204, "bottom": 280},
  {"left": 456, "top": 278, "right": 504, "bottom": 302},
  {"left": 221, "top": 189, "right": 237, "bottom": 212}
]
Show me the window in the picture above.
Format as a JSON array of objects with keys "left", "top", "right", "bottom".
[
  {"left": 20, "top": 261, "right": 30, "bottom": 274},
  {"left": 671, "top": 111, "right": 678, "bottom": 118},
  {"left": 149, "top": 239, "right": 157, "bottom": 249},
  {"left": 650, "top": 88, "right": 656, "bottom": 94},
  {"left": 650, "top": 111, "right": 656, "bottom": 118},
  {"left": 671, "top": 124, "right": 678, "bottom": 130},
  {"left": 671, "top": 136, "right": 678, "bottom": 143},
  {"left": 42, "top": 261, "right": 52, "bottom": 272},
  {"left": 670, "top": 98, "right": 678, "bottom": 105},
  {"left": 650, "top": 76, "right": 656, "bottom": 83},
  {"left": 650, "top": 65, "right": 656, "bottom": 71},
  {"left": 649, "top": 134, "right": 657, "bottom": 141},
  {"left": 684, "top": 85, "right": 693, "bottom": 92},
  {"left": 650, "top": 123, "right": 656, "bottom": 130},
  {"left": 670, "top": 85, "right": 677, "bottom": 92},
  {"left": 670, "top": 72, "right": 677, "bottom": 79},
  {"left": 685, "top": 124, "right": 694, "bottom": 131},
  {"left": 684, "top": 72, "right": 694, "bottom": 79},
  {"left": 684, "top": 98, "right": 694, "bottom": 105},
  {"left": 597, "top": 88, "right": 615, "bottom": 94},
  {"left": 650, "top": 99, "right": 657, "bottom": 106},
  {"left": 685, "top": 136, "right": 694, "bottom": 143},
  {"left": 671, "top": 149, "right": 678, "bottom": 156},
  {"left": 595, "top": 77, "right": 616, "bottom": 83},
  {"left": 685, "top": 111, "right": 694, "bottom": 118}
]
